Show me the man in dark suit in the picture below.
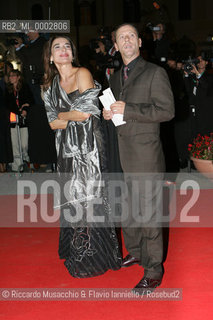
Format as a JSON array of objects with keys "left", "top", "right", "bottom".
[
  {"left": 183, "top": 55, "right": 213, "bottom": 140},
  {"left": 14, "top": 32, "right": 46, "bottom": 105},
  {"left": 103, "top": 23, "right": 174, "bottom": 292}
]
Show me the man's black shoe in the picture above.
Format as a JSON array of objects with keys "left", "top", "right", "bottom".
[
  {"left": 132, "top": 277, "right": 162, "bottom": 294},
  {"left": 122, "top": 254, "right": 140, "bottom": 268}
]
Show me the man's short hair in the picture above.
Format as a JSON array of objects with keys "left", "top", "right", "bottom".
[{"left": 114, "top": 23, "right": 139, "bottom": 41}]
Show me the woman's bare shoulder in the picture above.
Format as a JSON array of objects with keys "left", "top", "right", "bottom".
[
  {"left": 76, "top": 67, "right": 94, "bottom": 93},
  {"left": 76, "top": 67, "right": 93, "bottom": 78}
]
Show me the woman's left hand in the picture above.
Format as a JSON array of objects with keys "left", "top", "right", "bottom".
[{"left": 58, "top": 111, "right": 90, "bottom": 121}]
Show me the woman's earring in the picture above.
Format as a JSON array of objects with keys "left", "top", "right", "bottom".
[{"left": 50, "top": 60, "right": 53, "bottom": 64}]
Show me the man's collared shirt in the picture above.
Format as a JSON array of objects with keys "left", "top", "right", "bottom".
[{"left": 122, "top": 55, "right": 140, "bottom": 83}]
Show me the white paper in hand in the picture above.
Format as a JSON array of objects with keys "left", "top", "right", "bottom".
[{"left": 99, "top": 88, "right": 126, "bottom": 126}]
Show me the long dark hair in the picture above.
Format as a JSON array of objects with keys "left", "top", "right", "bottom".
[
  {"left": 7, "top": 69, "right": 23, "bottom": 94},
  {"left": 43, "top": 35, "right": 80, "bottom": 90}
]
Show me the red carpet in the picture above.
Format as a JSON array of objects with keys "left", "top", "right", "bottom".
[{"left": 0, "top": 190, "right": 213, "bottom": 320}]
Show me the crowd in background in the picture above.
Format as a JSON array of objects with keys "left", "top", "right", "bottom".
[
  {"left": 0, "top": 23, "right": 213, "bottom": 173},
  {"left": 0, "top": 31, "right": 56, "bottom": 173}
]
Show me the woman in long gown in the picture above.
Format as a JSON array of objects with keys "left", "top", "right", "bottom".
[{"left": 43, "top": 35, "right": 121, "bottom": 278}]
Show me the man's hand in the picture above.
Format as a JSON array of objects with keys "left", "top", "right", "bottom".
[
  {"left": 110, "top": 101, "right": 125, "bottom": 114},
  {"left": 190, "top": 64, "right": 200, "bottom": 77},
  {"left": 20, "top": 103, "right": 29, "bottom": 117},
  {"left": 95, "top": 47, "right": 101, "bottom": 54},
  {"left": 103, "top": 108, "right": 113, "bottom": 120},
  {"left": 102, "top": 101, "right": 126, "bottom": 120},
  {"left": 21, "top": 110, "right": 27, "bottom": 117},
  {"left": 152, "top": 32, "right": 157, "bottom": 41}
]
